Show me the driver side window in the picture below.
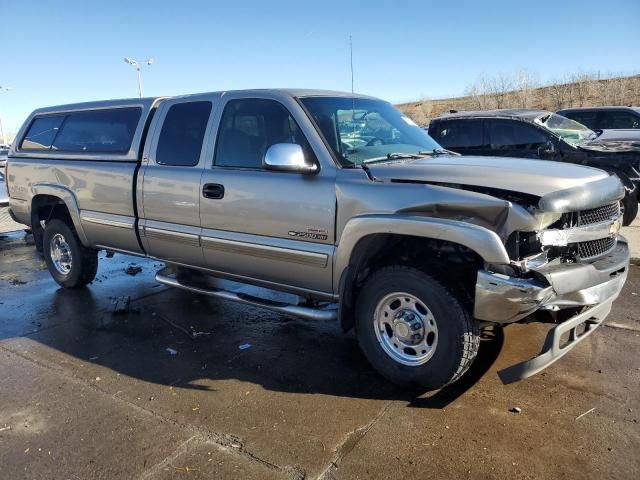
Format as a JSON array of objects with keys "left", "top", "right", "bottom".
[{"left": 214, "top": 99, "right": 312, "bottom": 169}]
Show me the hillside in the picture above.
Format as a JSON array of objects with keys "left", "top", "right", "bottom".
[{"left": 397, "top": 74, "right": 640, "bottom": 125}]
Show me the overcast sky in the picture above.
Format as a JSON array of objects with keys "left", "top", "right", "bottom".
[{"left": 1, "top": 0, "right": 639, "bottom": 135}]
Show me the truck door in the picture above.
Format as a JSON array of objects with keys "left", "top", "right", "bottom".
[
  {"left": 198, "top": 95, "right": 336, "bottom": 295},
  {"left": 138, "top": 97, "right": 214, "bottom": 265}
]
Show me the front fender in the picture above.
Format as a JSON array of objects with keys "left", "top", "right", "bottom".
[
  {"left": 333, "top": 214, "right": 510, "bottom": 292},
  {"left": 31, "top": 183, "right": 89, "bottom": 246}
]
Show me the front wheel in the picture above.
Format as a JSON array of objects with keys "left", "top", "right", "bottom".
[
  {"left": 43, "top": 219, "right": 98, "bottom": 288},
  {"left": 621, "top": 193, "right": 638, "bottom": 226},
  {"left": 355, "top": 266, "right": 479, "bottom": 390}
]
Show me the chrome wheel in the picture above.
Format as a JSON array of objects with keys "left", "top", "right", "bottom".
[
  {"left": 50, "top": 233, "right": 73, "bottom": 275},
  {"left": 374, "top": 292, "right": 438, "bottom": 366}
]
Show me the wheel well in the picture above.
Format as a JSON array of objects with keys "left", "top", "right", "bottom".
[
  {"left": 339, "top": 234, "right": 484, "bottom": 332},
  {"left": 31, "top": 195, "right": 72, "bottom": 225}
]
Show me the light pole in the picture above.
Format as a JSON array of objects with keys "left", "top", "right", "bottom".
[
  {"left": 123, "top": 58, "right": 153, "bottom": 98},
  {"left": 0, "top": 86, "right": 9, "bottom": 145}
]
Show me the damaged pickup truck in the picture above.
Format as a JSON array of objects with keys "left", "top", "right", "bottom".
[{"left": 6, "top": 90, "right": 629, "bottom": 389}]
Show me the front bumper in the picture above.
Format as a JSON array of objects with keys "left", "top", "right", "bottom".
[{"left": 474, "top": 237, "right": 629, "bottom": 382}]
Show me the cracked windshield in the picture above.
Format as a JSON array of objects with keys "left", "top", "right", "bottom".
[{"left": 536, "top": 112, "right": 596, "bottom": 143}]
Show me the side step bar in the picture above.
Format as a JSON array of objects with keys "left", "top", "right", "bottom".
[{"left": 155, "top": 268, "right": 338, "bottom": 322}]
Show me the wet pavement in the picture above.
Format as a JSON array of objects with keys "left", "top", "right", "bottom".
[{"left": 1, "top": 230, "right": 639, "bottom": 479}]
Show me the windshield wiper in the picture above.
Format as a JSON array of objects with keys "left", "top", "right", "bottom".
[
  {"left": 361, "top": 152, "right": 426, "bottom": 165},
  {"left": 419, "top": 148, "right": 459, "bottom": 156}
]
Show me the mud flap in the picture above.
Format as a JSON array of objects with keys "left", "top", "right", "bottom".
[{"left": 498, "top": 299, "right": 613, "bottom": 384}]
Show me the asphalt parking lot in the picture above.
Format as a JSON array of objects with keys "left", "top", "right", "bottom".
[{"left": 1, "top": 229, "right": 639, "bottom": 479}]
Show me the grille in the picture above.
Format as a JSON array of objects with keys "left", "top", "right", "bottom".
[
  {"left": 576, "top": 236, "right": 616, "bottom": 260},
  {"left": 577, "top": 202, "right": 620, "bottom": 226}
]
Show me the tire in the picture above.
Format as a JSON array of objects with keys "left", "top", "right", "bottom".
[
  {"left": 621, "top": 193, "right": 638, "bottom": 226},
  {"left": 43, "top": 219, "right": 98, "bottom": 288},
  {"left": 355, "top": 266, "right": 479, "bottom": 390}
]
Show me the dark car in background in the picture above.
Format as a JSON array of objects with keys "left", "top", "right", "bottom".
[
  {"left": 428, "top": 109, "right": 640, "bottom": 225},
  {"left": 558, "top": 106, "right": 640, "bottom": 130}
]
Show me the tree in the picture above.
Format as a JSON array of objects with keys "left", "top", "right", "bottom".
[
  {"left": 487, "top": 73, "right": 513, "bottom": 109},
  {"left": 593, "top": 78, "right": 611, "bottom": 106},
  {"left": 514, "top": 69, "right": 537, "bottom": 108},
  {"left": 548, "top": 77, "right": 574, "bottom": 110},
  {"left": 570, "top": 72, "right": 593, "bottom": 107},
  {"left": 464, "top": 75, "right": 491, "bottom": 110},
  {"left": 608, "top": 76, "right": 630, "bottom": 105}
]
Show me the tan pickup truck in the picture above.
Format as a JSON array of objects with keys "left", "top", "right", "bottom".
[{"left": 5, "top": 89, "right": 629, "bottom": 389}]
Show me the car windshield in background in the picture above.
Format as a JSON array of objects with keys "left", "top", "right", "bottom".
[
  {"left": 300, "top": 97, "right": 442, "bottom": 166},
  {"left": 536, "top": 113, "right": 595, "bottom": 144}
]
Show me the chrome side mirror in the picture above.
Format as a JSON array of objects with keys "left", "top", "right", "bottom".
[{"left": 263, "top": 143, "right": 317, "bottom": 173}]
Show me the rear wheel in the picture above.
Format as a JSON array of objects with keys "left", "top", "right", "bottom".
[
  {"left": 621, "top": 193, "right": 638, "bottom": 226},
  {"left": 355, "top": 266, "right": 479, "bottom": 390},
  {"left": 43, "top": 219, "right": 98, "bottom": 288}
]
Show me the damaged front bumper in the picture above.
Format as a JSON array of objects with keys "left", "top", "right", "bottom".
[{"left": 474, "top": 237, "right": 629, "bottom": 382}]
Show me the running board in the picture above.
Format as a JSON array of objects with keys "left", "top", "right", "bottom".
[{"left": 155, "top": 270, "right": 338, "bottom": 322}]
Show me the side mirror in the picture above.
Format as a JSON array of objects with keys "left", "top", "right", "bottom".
[
  {"left": 263, "top": 143, "right": 317, "bottom": 173},
  {"left": 538, "top": 140, "right": 556, "bottom": 157}
]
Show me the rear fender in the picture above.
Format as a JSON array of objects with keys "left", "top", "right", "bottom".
[{"left": 31, "top": 184, "right": 88, "bottom": 245}]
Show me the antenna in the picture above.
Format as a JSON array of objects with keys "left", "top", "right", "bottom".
[
  {"left": 349, "top": 35, "right": 354, "bottom": 95},
  {"left": 349, "top": 35, "right": 356, "bottom": 137}
]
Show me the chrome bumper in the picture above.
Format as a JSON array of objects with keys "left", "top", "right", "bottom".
[
  {"left": 497, "top": 298, "right": 615, "bottom": 384},
  {"left": 475, "top": 239, "right": 629, "bottom": 323},
  {"left": 474, "top": 238, "right": 629, "bottom": 382}
]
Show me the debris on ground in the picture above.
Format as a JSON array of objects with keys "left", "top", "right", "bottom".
[
  {"left": 239, "top": 343, "right": 251, "bottom": 350},
  {"left": 576, "top": 407, "right": 596, "bottom": 420},
  {"left": 155, "top": 312, "right": 198, "bottom": 340},
  {"left": 0, "top": 425, "right": 11, "bottom": 432},
  {"left": 125, "top": 264, "right": 142, "bottom": 276},
  {"left": 111, "top": 296, "right": 131, "bottom": 315},
  {"left": 174, "top": 466, "right": 198, "bottom": 473},
  {"left": 166, "top": 348, "right": 178, "bottom": 355},
  {"left": 189, "top": 326, "right": 211, "bottom": 338},
  {"left": 509, "top": 407, "right": 522, "bottom": 414}
]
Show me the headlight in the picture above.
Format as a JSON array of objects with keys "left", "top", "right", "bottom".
[
  {"left": 534, "top": 211, "right": 562, "bottom": 230},
  {"left": 538, "top": 229, "right": 569, "bottom": 247}
]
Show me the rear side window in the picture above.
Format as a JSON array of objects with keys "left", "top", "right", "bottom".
[
  {"left": 431, "top": 120, "right": 483, "bottom": 148},
  {"left": 487, "top": 120, "right": 548, "bottom": 150},
  {"left": 156, "top": 101, "right": 212, "bottom": 167},
  {"left": 52, "top": 108, "right": 141, "bottom": 153},
  {"left": 20, "top": 116, "right": 65, "bottom": 150},
  {"left": 600, "top": 112, "right": 640, "bottom": 129},
  {"left": 563, "top": 111, "right": 598, "bottom": 130}
]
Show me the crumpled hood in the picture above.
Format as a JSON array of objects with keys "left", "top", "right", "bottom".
[
  {"left": 365, "top": 156, "right": 609, "bottom": 197},
  {"left": 579, "top": 129, "right": 640, "bottom": 153}
]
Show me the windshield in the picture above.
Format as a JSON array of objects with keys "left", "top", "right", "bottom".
[
  {"left": 300, "top": 97, "right": 442, "bottom": 166},
  {"left": 536, "top": 113, "right": 595, "bottom": 143}
]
